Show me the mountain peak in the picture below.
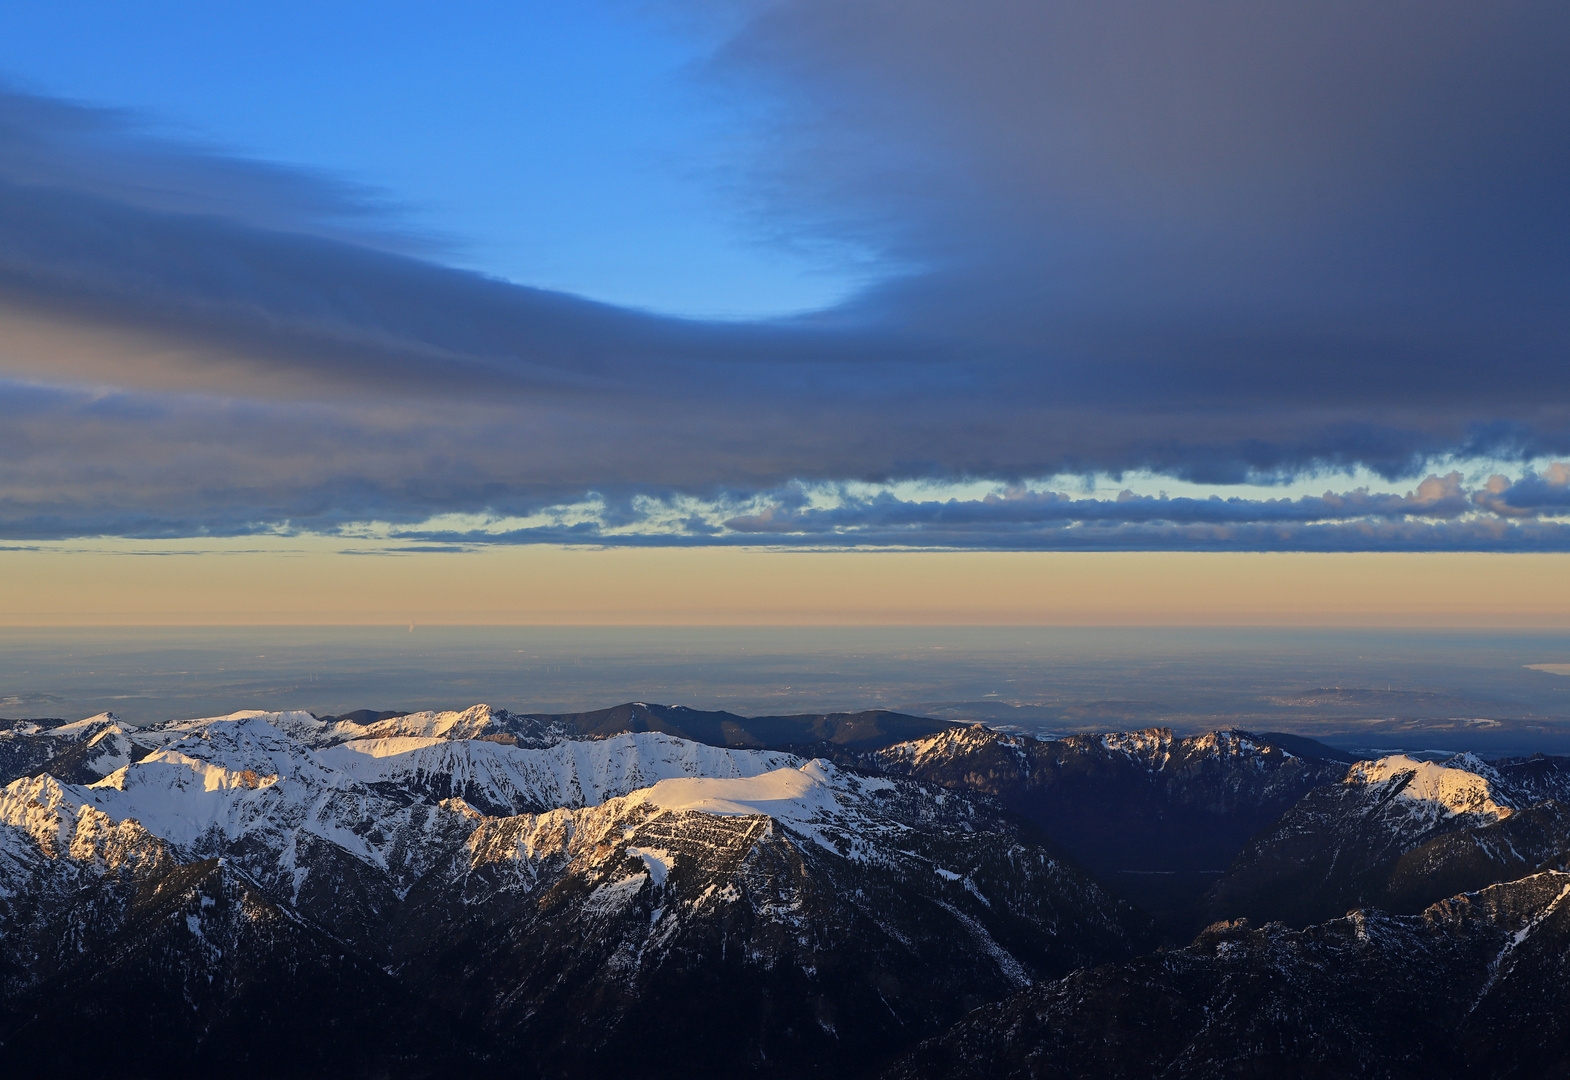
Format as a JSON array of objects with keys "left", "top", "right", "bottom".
[{"left": 1346, "top": 753, "right": 1515, "bottom": 821}]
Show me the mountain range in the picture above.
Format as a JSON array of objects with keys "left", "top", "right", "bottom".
[{"left": 3, "top": 701, "right": 1569, "bottom": 1077}]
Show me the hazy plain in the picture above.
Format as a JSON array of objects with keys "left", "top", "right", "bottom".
[{"left": 3, "top": 626, "right": 1569, "bottom": 756}]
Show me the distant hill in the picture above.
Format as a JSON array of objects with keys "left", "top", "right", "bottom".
[{"left": 501, "top": 701, "right": 964, "bottom": 751}]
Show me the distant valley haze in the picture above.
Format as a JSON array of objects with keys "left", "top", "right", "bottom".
[{"left": 6, "top": 625, "right": 1570, "bottom": 758}]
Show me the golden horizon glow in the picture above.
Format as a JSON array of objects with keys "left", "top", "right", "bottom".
[{"left": 2, "top": 541, "right": 1569, "bottom": 627}]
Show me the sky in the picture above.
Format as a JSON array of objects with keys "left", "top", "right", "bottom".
[
  {"left": 7, "top": 543, "right": 1570, "bottom": 628},
  {"left": 3, "top": 2, "right": 1570, "bottom": 623}
]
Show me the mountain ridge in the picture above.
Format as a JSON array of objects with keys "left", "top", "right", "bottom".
[
  {"left": 1203, "top": 749, "right": 1570, "bottom": 929},
  {"left": 887, "top": 870, "right": 1570, "bottom": 1080},
  {"left": 0, "top": 704, "right": 1153, "bottom": 1077},
  {"left": 6, "top": 699, "right": 1570, "bottom": 1076}
]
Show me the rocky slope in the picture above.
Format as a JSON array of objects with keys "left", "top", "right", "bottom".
[
  {"left": 392, "top": 760, "right": 1150, "bottom": 1078},
  {"left": 0, "top": 856, "right": 472, "bottom": 1075},
  {"left": 835, "top": 724, "right": 1349, "bottom": 927},
  {"left": 888, "top": 870, "right": 1570, "bottom": 1080}
]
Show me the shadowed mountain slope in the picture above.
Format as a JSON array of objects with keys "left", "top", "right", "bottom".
[
  {"left": 825, "top": 724, "right": 1348, "bottom": 930},
  {"left": 512, "top": 702, "right": 963, "bottom": 750},
  {"left": 889, "top": 871, "right": 1570, "bottom": 1080},
  {"left": 1204, "top": 752, "right": 1570, "bottom": 928}
]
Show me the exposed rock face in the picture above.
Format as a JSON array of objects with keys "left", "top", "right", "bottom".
[
  {"left": 887, "top": 871, "right": 1570, "bottom": 1080},
  {"left": 0, "top": 856, "right": 473, "bottom": 1075}
]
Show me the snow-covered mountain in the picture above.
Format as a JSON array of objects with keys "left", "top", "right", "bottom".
[
  {"left": 316, "top": 724, "right": 801, "bottom": 814},
  {"left": 1203, "top": 750, "right": 1570, "bottom": 928},
  {"left": 7, "top": 700, "right": 1570, "bottom": 1077},
  {"left": 0, "top": 712, "right": 147, "bottom": 786},
  {"left": 393, "top": 756, "right": 1151, "bottom": 1077},
  {"left": 301, "top": 700, "right": 963, "bottom": 752},
  {"left": 0, "top": 703, "right": 1149, "bottom": 1077}
]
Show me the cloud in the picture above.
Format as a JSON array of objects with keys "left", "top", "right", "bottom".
[
  {"left": 0, "top": 88, "right": 420, "bottom": 248},
  {"left": 1473, "top": 464, "right": 1570, "bottom": 516},
  {"left": 287, "top": 470, "right": 1570, "bottom": 552},
  {"left": 2, "top": 4, "right": 1570, "bottom": 547},
  {"left": 696, "top": 1, "right": 1570, "bottom": 465},
  {"left": 0, "top": 366, "right": 1565, "bottom": 548},
  {"left": 680, "top": 470, "right": 1568, "bottom": 550}
]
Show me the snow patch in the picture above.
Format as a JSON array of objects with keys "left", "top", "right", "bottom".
[
  {"left": 626, "top": 846, "right": 673, "bottom": 886},
  {"left": 318, "top": 730, "right": 800, "bottom": 813},
  {"left": 638, "top": 759, "right": 891, "bottom": 824},
  {"left": 586, "top": 872, "right": 647, "bottom": 915}
]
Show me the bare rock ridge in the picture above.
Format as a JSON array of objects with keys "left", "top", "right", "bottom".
[{"left": 3, "top": 701, "right": 1570, "bottom": 1077}]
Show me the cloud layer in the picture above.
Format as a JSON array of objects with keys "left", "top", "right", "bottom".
[
  {"left": 336, "top": 468, "right": 1570, "bottom": 551},
  {"left": 4, "top": 2, "right": 1570, "bottom": 548}
]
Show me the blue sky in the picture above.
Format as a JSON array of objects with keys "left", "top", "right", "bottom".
[
  {"left": 0, "top": 1, "right": 858, "bottom": 316},
  {"left": 2, "top": 1, "right": 1570, "bottom": 551}
]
